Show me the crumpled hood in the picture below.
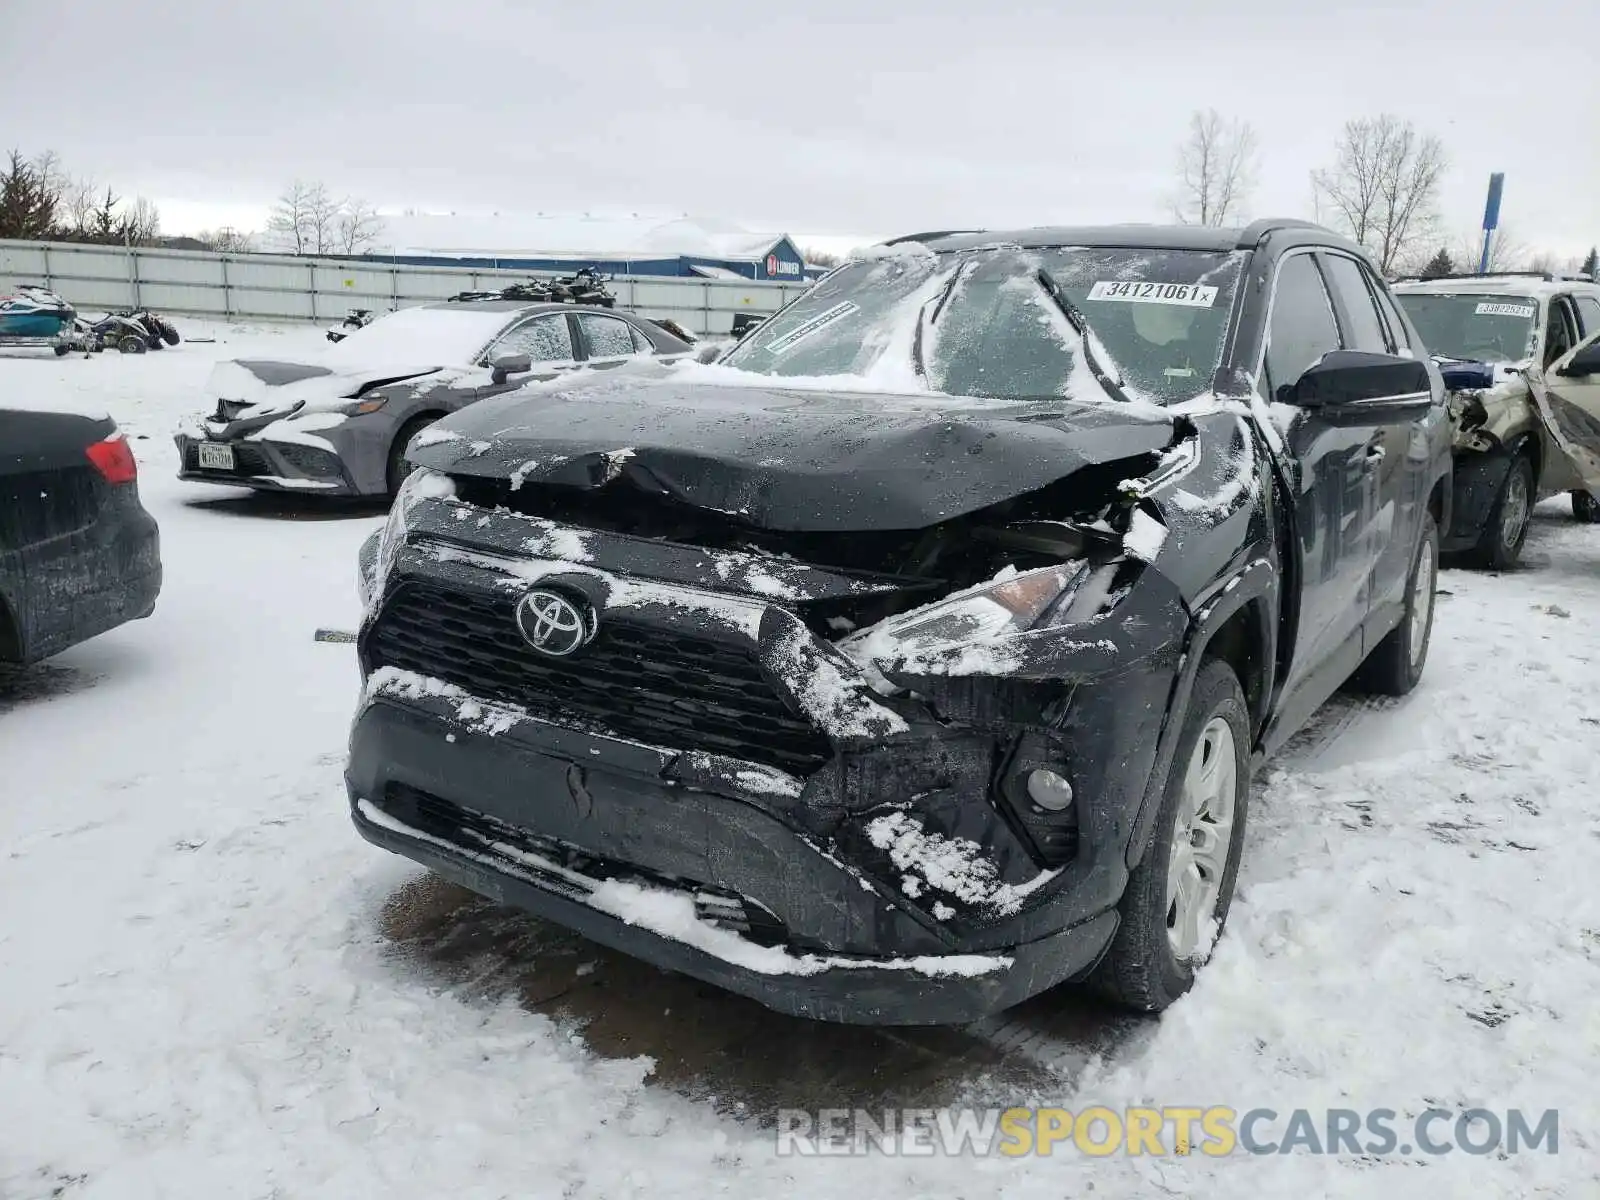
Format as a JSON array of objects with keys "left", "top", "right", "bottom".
[
  {"left": 198, "top": 358, "right": 445, "bottom": 434},
  {"left": 408, "top": 366, "right": 1178, "bottom": 531}
]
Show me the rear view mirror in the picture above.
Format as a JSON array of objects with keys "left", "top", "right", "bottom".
[
  {"left": 1558, "top": 343, "right": 1600, "bottom": 378},
  {"left": 1286, "top": 350, "right": 1431, "bottom": 409},
  {"left": 490, "top": 353, "right": 532, "bottom": 385}
]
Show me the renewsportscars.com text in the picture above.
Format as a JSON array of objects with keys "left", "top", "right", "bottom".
[{"left": 775, "top": 1106, "right": 1560, "bottom": 1158}]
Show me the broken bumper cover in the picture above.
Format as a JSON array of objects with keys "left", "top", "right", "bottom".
[{"left": 346, "top": 704, "right": 1119, "bottom": 1025}]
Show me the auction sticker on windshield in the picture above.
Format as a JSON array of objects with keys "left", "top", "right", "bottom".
[
  {"left": 767, "top": 301, "right": 860, "bottom": 355},
  {"left": 1474, "top": 302, "right": 1536, "bottom": 319},
  {"left": 1088, "top": 281, "right": 1218, "bottom": 307}
]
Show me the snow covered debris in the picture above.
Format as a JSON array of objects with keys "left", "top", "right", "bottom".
[
  {"left": 365, "top": 666, "right": 521, "bottom": 736},
  {"left": 765, "top": 615, "right": 910, "bottom": 740},
  {"left": 866, "top": 811, "right": 1059, "bottom": 916},
  {"left": 1123, "top": 508, "right": 1168, "bottom": 562}
]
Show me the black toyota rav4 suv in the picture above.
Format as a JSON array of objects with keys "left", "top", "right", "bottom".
[{"left": 347, "top": 220, "right": 1451, "bottom": 1024}]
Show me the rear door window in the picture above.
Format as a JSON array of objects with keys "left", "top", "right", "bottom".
[
  {"left": 1321, "top": 254, "right": 1390, "bottom": 353},
  {"left": 576, "top": 313, "right": 639, "bottom": 361}
]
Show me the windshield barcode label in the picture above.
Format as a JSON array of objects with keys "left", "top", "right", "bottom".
[
  {"left": 765, "top": 302, "right": 860, "bottom": 355},
  {"left": 1474, "top": 302, "right": 1535, "bottom": 318},
  {"left": 1087, "top": 281, "right": 1218, "bottom": 307}
]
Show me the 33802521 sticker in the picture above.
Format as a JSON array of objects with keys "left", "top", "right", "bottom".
[
  {"left": 1474, "top": 302, "right": 1536, "bottom": 319},
  {"left": 1087, "top": 281, "right": 1218, "bottom": 307}
]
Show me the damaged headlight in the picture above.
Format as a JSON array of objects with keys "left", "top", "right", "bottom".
[{"left": 842, "top": 563, "right": 1085, "bottom": 664}]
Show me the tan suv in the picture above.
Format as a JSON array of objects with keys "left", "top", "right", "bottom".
[{"left": 1393, "top": 273, "right": 1600, "bottom": 568}]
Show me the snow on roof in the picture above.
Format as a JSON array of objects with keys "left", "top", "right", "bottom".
[
  {"left": 688, "top": 264, "right": 749, "bottom": 280},
  {"left": 370, "top": 211, "right": 790, "bottom": 263},
  {"left": 1393, "top": 277, "right": 1600, "bottom": 300}
]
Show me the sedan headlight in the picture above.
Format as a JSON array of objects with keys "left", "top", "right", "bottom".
[{"left": 339, "top": 396, "right": 390, "bottom": 415}]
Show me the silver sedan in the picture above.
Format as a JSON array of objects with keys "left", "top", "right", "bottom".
[{"left": 173, "top": 300, "right": 694, "bottom": 498}]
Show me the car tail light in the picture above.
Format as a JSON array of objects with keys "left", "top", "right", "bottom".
[{"left": 86, "top": 432, "right": 138, "bottom": 485}]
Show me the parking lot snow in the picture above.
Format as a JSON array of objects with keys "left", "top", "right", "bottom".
[{"left": 2, "top": 324, "right": 1597, "bottom": 1198}]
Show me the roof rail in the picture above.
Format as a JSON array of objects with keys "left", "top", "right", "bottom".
[
  {"left": 1234, "top": 217, "right": 1324, "bottom": 249},
  {"left": 1392, "top": 270, "right": 1557, "bottom": 283},
  {"left": 882, "top": 230, "right": 986, "bottom": 245}
]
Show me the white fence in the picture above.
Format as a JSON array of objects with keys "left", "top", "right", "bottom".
[{"left": 0, "top": 239, "right": 808, "bottom": 337}]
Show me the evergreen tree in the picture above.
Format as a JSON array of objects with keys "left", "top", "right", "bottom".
[{"left": 1420, "top": 248, "right": 1454, "bottom": 279}]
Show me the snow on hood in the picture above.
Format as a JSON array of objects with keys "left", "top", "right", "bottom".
[
  {"left": 407, "top": 362, "right": 1178, "bottom": 533},
  {"left": 201, "top": 359, "right": 449, "bottom": 425}
]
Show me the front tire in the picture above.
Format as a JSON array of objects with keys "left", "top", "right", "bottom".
[
  {"left": 117, "top": 334, "right": 146, "bottom": 354},
  {"left": 1472, "top": 453, "right": 1533, "bottom": 570},
  {"left": 1356, "top": 510, "right": 1438, "bottom": 696},
  {"left": 385, "top": 415, "right": 440, "bottom": 498},
  {"left": 1091, "top": 659, "right": 1250, "bottom": 1012},
  {"left": 1573, "top": 491, "right": 1600, "bottom": 524}
]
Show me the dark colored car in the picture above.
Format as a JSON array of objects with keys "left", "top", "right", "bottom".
[
  {"left": 174, "top": 300, "right": 693, "bottom": 499},
  {"left": 346, "top": 220, "right": 1451, "bottom": 1024},
  {"left": 1, "top": 409, "right": 162, "bottom": 664}
]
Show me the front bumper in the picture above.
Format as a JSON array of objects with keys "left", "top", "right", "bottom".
[
  {"left": 346, "top": 492, "right": 1186, "bottom": 1023},
  {"left": 174, "top": 430, "right": 361, "bottom": 495},
  {"left": 347, "top": 700, "right": 1120, "bottom": 1024}
]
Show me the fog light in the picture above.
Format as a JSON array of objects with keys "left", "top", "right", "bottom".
[{"left": 1026, "top": 768, "right": 1074, "bottom": 812}]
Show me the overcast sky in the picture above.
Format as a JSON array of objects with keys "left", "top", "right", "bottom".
[{"left": 5, "top": 0, "right": 1597, "bottom": 259}]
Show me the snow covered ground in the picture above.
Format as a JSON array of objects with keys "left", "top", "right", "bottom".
[{"left": 2, "top": 323, "right": 1597, "bottom": 1198}]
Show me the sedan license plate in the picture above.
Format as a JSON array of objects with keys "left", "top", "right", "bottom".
[{"left": 197, "top": 442, "right": 235, "bottom": 471}]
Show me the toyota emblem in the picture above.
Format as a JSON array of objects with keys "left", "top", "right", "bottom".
[{"left": 515, "top": 589, "right": 596, "bottom": 657}]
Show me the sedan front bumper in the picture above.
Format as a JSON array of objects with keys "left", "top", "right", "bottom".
[{"left": 174, "top": 431, "right": 360, "bottom": 495}]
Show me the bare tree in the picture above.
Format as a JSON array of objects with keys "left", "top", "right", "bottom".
[
  {"left": 802, "top": 247, "right": 843, "bottom": 268},
  {"left": 1447, "top": 223, "right": 1530, "bottom": 274},
  {"left": 267, "top": 180, "right": 338, "bottom": 255},
  {"left": 58, "top": 176, "right": 100, "bottom": 236},
  {"left": 1173, "top": 109, "right": 1259, "bottom": 227},
  {"left": 1310, "top": 114, "right": 1447, "bottom": 274},
  {"left": 197, "top": 226, "right": 255, "bottom": 253},
  {"left": 124, "top": 196, "right": 161, "bottom": 245},
  {"left": 304, "top": 184, "right": 340, "bottom": 255},
  {"left": 334, "top": 197, "right": 384, "bottom": 255}
]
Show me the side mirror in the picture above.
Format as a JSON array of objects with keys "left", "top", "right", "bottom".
[
  {"left": 1283, "top": 350, "right": 1431, "bottom": 410},
  {"left": 694, "top": 344, "right": 724, "bottom": 365},
  {"left": 1558, "top": 342, "right": 1600, "bottom": 378},
  {"left": 489, "top": 353, "right": 532, "bottom": 385}
]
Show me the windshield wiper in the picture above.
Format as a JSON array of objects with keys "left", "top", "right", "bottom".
[
  {"left": 1035, "top": 268, "right": 1136, "bottom": 405},
  {"left": 913, "top": 261, "right": 974, "bottom": 379}
]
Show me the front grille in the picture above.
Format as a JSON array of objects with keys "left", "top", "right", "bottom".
[
  {"left": 0, "top": 467, "right": 101, "bottom": 548},
  {"left": 383, "top": 783, "right": 789, "bottom": 946},
  {"left": 369, "top": 580, "right": 833, "bottom": 775}
]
